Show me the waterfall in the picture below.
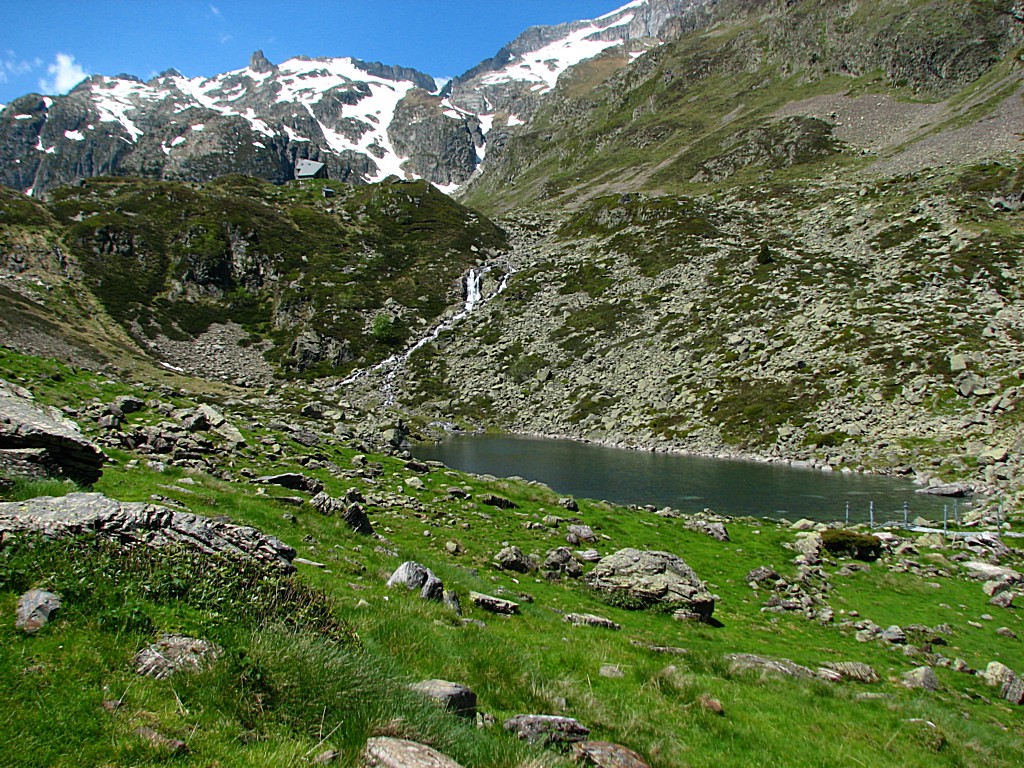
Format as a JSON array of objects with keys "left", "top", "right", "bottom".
[{"left": 337, "top": 263, "right": 515, "bottom": 401}]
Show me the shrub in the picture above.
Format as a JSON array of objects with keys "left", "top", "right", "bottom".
[{"left": 820, "top": 529, "right": 882, "bottom": 561}]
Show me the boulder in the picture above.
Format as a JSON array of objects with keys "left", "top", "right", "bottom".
[
  {"left": 916, "top": 483, "right": 972, "bottom": 497},
  {"left": 480, "top": 494, "right": 517, "bottom": 509},
  {"left": 0, "top": 379, "right": 106, "bottom": 484},
  {"left": 386, "top": 562, "right": 444, "bottom": 601},
  {"left": 494, "top": 545, "right": 535, "bottom": 573},
  {"left": 983, "top": 661, "right": 1024, "bottom": 704},
  {"left": 135, "top": 634, "right": 222, "bottom": 679},
  {"left": 572, "top": 741, "right": 651, "bottom": 768},
  {"left": 15, "top": 589, "right": 61, "bottom": 634},
  {"left": 504, "top": 714, "right": 590, "bottom": 744},
  {"left": 363, "top": 737, "right": 464, "bottom": 768},
  {"left": 584, "top": 548, "right": 715, "bottom": 622},
  {"left": 0, "top": 492, "right": 295, "bottom": 571},
  {"left": 410, "top": 679, "right": 477, "bottom": 719}
]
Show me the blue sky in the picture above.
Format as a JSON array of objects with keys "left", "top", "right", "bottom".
[{"left": 0, "top": 1, "right": 626, "bottom": 104}]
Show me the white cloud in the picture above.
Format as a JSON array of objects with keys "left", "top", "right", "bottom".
[
  {"left": 39, "top": 52, "right": 88, "bottom": 94},
  {"left": 209, "top": 4, "right": 221, "bottom": 16},
  {"left": 0, "top": 52, "right": 38, "bottom": 83}
]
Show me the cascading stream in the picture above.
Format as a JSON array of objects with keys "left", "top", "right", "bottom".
[{"left": 337, "top": 264, "right": 514, "bottom": 404}]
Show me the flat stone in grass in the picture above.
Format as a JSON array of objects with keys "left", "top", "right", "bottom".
[
  {"left": 15, "top": 589, "right": 61, "bottom": 634},
  {"left": 134, "top": 635, "right": 223, "bottom": 679},
  {"left": 820, "top": 661, "right": 880, "bottom": 684},
  {"left": 726, "top": 653, "right": 816, "bottom": 680},
  {"left": 410, "top": 679, "right": 477, "bottom": 719},
  {"left": 564, "top": 613, "right": 621, "bottom": 631},
  {"left": 504, "top": 714, "right": 590, "bottom": 745},
  {"left": 363, "top": 737, "right": 464, "bottom": 768},
  {"left": 469, "top": 591, "right": 519, "bottom": 615},
  {"left": 572, "top": 740, "right": 651, "bottom": 768}
]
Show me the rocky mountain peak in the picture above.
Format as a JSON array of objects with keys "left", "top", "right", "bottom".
[{"left": 249, "top": 49, "right": 277, "bottom": 74}]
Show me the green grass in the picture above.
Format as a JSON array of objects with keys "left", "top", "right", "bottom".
[{"left": 2, "top": 340, "right": 1024, "bottom": 766}]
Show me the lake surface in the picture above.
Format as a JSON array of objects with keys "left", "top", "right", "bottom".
[{"left": 414, "top": 434, "right": 965, "bottom": 523}]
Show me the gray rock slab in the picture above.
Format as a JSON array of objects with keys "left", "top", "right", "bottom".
[
  {"left": 0, "top": 492, "right": 295, "bottom": 570},
  {"left": 565, "top": 612, "right": 621, "bottom": 630},
  {"left": 0, "top": 379, "right": 106, "bottom": 484},
  {"left": 469, "top": 591, "right": 519, "bottom": 614},
  {"left": 572, "top": 740, "right": 652, "bottom": 768}
]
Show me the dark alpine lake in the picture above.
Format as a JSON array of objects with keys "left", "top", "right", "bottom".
[{"left": 414, "top": 434, "right": 965, "bottom": 524}]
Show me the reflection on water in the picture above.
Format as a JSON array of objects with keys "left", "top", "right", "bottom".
[{"left": 414, "top": 434, "right": 965, "bottom": 523}]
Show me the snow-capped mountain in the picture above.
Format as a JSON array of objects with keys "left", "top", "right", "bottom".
[{"left": 0, "top": 0, "right": 708, "bottom": 197}]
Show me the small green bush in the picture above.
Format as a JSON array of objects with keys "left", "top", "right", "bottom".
[{"left": 821, "top": 529, "right": 883, "bottom": 561}]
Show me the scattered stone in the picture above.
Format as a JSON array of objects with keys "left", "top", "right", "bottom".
[
  {"left": 312, "top": 749, "right": 340, "bottom": 764},
  {"left": 443, "top": 590, "right": 462, "bottom": 615},
  {"left": 410, "top": 679, "right": 477, "bottom": 719},
  {"left": 386, "top": 562, "right": 444, "bottom": 601},
  {"left": 572, "top": 740, "right": 652, "bottom": 768},
  {"left": 983, "top": 661, "right": 1024, "bottom": 704},
  {"left": 585, "top": 548, "right": 716, "bottom": 622},
  {"left": 565, "top": 613, "right": 621, "bottom": 631},
  {"left": 0, "top": 493, "right": 295, "bottom": 571},
  {"left": 363, "top": 737, "right": 464, "bottom": 768},
  {"left": 134, "top": 635, "right": 222, "bottom": 679},
  {"left": 543, "top": 547, "right": 584, "bottom": 580},
  {"left": 134, "top": 727, "right": 188, "bottom": 754},
  {"left": 903, "top": 666, "right": 939, "bottom": 691},
  {"left": 559, "top": 497, "right": 579, "bottom": 512},
  {"left": 494, "top": 545, "right": 536, "bottom": 573},
  {"left": 600, "top": 664, "right": 625, "bottom": 678},
  {"left": 15, "top": 589, "right": 61, "bottom": 634},
  {"left": 469, "top": 591, "right": 519, "bottom": 615},
  {"left": 686, "top": 519, "right": 729, "bottom": 541},
  {"left": 880, "top": 625, "right": 907, "bottom": 644},
  {"left": 310, "top": 491, "right": 375, "bottom": 535},
  {"left": 996, "top": 627, "right": 1018, "bottom": 639},
  {"left": 504, "top": 714, "right": 590, "bottom": 745}
]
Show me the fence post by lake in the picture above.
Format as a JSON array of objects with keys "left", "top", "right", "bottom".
[{"left": 869, "top": 501, "right": 874, "bottom": 528}]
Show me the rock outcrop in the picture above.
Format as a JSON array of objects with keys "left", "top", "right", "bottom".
[
  {"left": 0, "top": 379, "right": 105, "bottom": 484},
  {"left": 0, "top": 492, "right": 296, "bottom": 571}
]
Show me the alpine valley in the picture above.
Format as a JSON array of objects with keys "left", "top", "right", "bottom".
[{"left": 2, "top": 1, "right": 1024, "bottom": 767}]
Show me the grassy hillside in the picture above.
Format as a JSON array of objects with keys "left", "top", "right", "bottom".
[{"left": 2, "top": 346, "right": 1024, "bottom": 767}]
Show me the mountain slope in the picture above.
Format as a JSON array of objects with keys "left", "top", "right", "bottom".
[{"left": 1, "top": 175, "right": 507, "bottom": 382}]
